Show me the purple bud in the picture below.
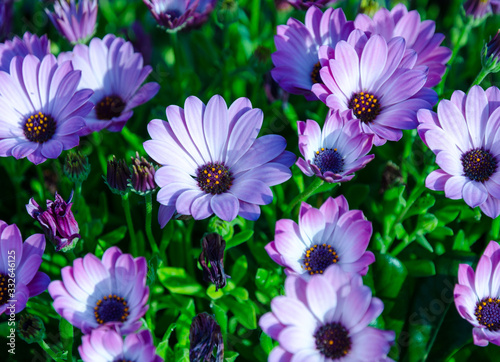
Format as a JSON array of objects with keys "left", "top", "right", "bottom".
[
  {"left": 189, "top": 313, "right": 224, "bottom": 362},
  {"left": 26, "top": 191, "right": 81, "bottom": 252},
  {"left": 199, "top": 233, "right": 230, "bottom": 291},
  {"left": 130, "top": 152, "right": 157, "bottom": 195},
  {"left": 106, "top": 156, "right": 131, "bottom": 195},
  {"left": 487, "top": 30, "right": 500, "bottom": 61},
  {"left": 464, "top": 0, "right": 500, "bottom": 19}
]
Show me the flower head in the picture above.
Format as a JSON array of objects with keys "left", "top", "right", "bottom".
[
  {"left": 49, "top": 246, "right": 149, "bottom": 334},
  {"left": 143, "top": 94, "right": 295, "bottom": 227},
  {"left": 354, "top": 3, "right": 452, "bottom": 87},
  {"left": 45, "top": 0, "right": 98, "bottom": 44},
  {"left": 418, "top": 85, "right": 500, "bottom": 218},
  {"left": 58, "top": 34, "right": 160, "bottom": 133},
  {"left": 0, "top": 32, "right": 51, "bottom": 72},
  {"left": 0, "top": 54, "right": 93, "bottom": 164},
  {"left": 0, "top": 221, "right": 50, "bottom": 315},
  {"left": 189, "top": 313, "right": 224, "bottom": 362},
  {"left": 26, "top": 191, "right": 81, "bottom": 252},
  {"left": 313, "top": 30, "right": 437, "bottom": 146},
  {"left": 0, "top": 0, "right": 13, "bottom": 41},
  {"left": 272, "top": 6, "right": 354, "bottom": 100},
  {"left": 464, "top": 0, "right": 500, "bottom": 19},
  {"left": 286, "top": 0, "right": 339, "bottom": 10},
  {"left": 265, "top": 196, "right": 375, "bottom": 277},
  {"left": 296, "top": 110, "right": 374, "bottom": 183},
  {"left": 130, "top": 152, "right": 157, "bottom": 195},
  {"left": 105, "top": 156, "right": 131, "bottom": 195},
  {"left": 143, "top": 0, "right": 217, "bottom": 32},
  {"left": 454, "top": 240, "right": 500, "bottom": 346},
  {"left": 17, "top": 313, "right": 46, "bottom": 344},
  {"left": 64, "top": 150, "right": 91, "bottom": 183},
  {"left": 199, "top": 233, "right": 230, "bottom": 291},
  {"left": 483, "top": 30, "right": 500, "bottom": 73},
  {"left": 79, "top": 326, "right": 163, "bottom": 362},
  {"left": 259, "top": 266, "right": 395, "bottom": 361}
]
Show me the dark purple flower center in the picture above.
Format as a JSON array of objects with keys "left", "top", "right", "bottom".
[
  {"left": 348, "top": 92, "right": 381, "bottom": 123},
  {"left": 313, "top": 147, "right": 344, "bottom": 174},
  {"left": 0, "top": 273, "right": 8, "bottom": 306},
  {"left": 314, "top": 322, "right": 351, "bottom": 359},
  {"left": 94, "top": 294, "right": 129, "bottom": 325},
  {"left": 475, "top": 297, "right": 500, "bottom": 331},
  {"left": 303, "top": 244, "right": 339, "bottom": 275},
  {"left": 311, "top": 61, "right": 322, "bottom": 84},
  {"left": 461, "top": 148, "right": 497, "bottom": 182},
  {"left": 23, "top": 112, "right": 56, "bottom": 143},
  {"left": 196, "top": 163, "right": 233, "bottom": 195},
  {"left": 95, "top": 95, "right": 126, "bottom": 120}
]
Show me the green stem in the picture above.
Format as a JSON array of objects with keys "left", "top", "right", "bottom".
[
  {"left": 145, "top": 193, "right": 160, "bottom": 256},
  {"left": 285, "top": 178, "right": 325, "bottom": 217},
  {"left": 38, "top": 340, "right": 60, "bottom": 361},
  {"left": 122, "top": 194, "right": 138, "bottom": 257},
  {"left": 471, "top": 67, "right": 491, "bottom": 87},
  {"left": 184, "top": 220, "right": 195, "bottom": 276}
]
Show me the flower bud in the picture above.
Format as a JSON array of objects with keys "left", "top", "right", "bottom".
[
  {"left": 64, "top": 150, "right": 91, "bottom": 183},
  {"left": 199, "top": 233, "right": 230, "bottom": 291},
  {"left": 105, "top": 156, "right": 131, "bottom": 195},
  {"left": 130, "top": 152, "right": 157, "bottom": 195},
  {"left": 483, "top": 30, "right": 500, "bottom": 73},
  {"left": 17, "top": 313, "right": 46, "bottom": 344},
  {"left": 189, "top": 313, "right": 224, "bottom": 362}
]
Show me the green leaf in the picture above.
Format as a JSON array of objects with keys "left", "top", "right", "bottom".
[
  {"left": 97, "top": 225, "right": 127, "bottom": 245},
  {"left": 59, "top": 318, "right": 73, "bottom": 358},
  {"left": 225, "top": 351, "right": 240, "bottom": 362},
  {"left": 260, "top": 332, "right": 274, "bottom": 355},
  {"left": 344, "top": 184, "right": 370, "bottom": 209},
  {"left": 405, "top": 193, "right": 435, "bottom": 219},
  {"left": 157, "top": 267, "right": 203, "bottom": 296},
  {"left": 372, "top": 253, "right": 408, "bottom": 299},
  {"left": 226, "top": 230, "right": 254, "bottom": 250},
  {"left": 403, "top": 260, "right": 436, "bottom": 277},
  {"left": 156, "top": 323, "right": 176, "bottom": 359},
  {"left": 230, "top": 255, "right": 248, "bottom": 284},
  {"left": 225, "top": 297, "right": 257, "bottom": 329},
  {"left": 212, "top": 302, "right": 228, "bottom": 336}
]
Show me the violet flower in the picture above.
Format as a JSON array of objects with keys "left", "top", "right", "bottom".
[
  {"left": 464, "top": 0, "right": 500, "bottom": 19},
  {"left": 199, "top": 233, "right": 230, "bottom": 291},
  {"left": 0, "top": 0, "right": 13, "bottom": 41},
  {"left": 45, "top": 0, "right": 98, "bottom": 44},
  {"left": 49, "top": 246, "right": 149, "bottom": 335},
  {"left": 296, "top": 110, "right": 374, "bottom": 183},
  {"left": 143, "top": 94, "right": 295, "bottom": 227},
  {"left": 0, "top": 32, "right": 51, "bottom": 72},
  {"left": 79, "top": 326, "right": 163, "bottom": 362},
  {"left": 265, "top": 195, "right": 375, "bottom": 278},
  {"left": 0, "top": 220, "right": 50, "bottom": 315},
  {"left": 418, "top": 85, "right": 500, "bottom": 218},
  {"left": 259, "top": 265, "right": 395, "bottom": 361},
  {"left": 455, "top": 241, "right": 500, "bottom": 346},
  {"left": 189, "top": 313, "right": 224, "bottom": 362},
  {"left": 27, "top": 191, "right": 81, "bottom": 252}
]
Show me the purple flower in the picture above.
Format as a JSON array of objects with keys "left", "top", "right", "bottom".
[
  {"left": 143, "top": 95, "right": 295, "bottom": 227},
  {"left": 354, "top": 3, "right": 452, "bottom": 87},
  {"left": 272, "top": 6, "right": 354, "bottom": 100},
  {"left": 464, "top": 0, "right": 500, "bottom": 18},
  {"left": 0, "top": 220, "right": 50, "bottom": 315},
  {"left": 106, "top": 156, "right": 131, "bottom": 195},
  {"left": 189, "top": 313, "right": 224, "bottom": 362},
  {"left": 0, "top": 54, "right": 93, "bottom": 164},
  {"left": 46, "top": 0, "right": 98, "bottom": 44},
  {"left": 26, "top": 191, "right": 81, "bottom": 252},
  {"left": 130, "top": 152, "right": 157, "bottom": 195},
  {"left": 286, "top": 0, "right": 339, "bottom": 10},
  {"left": 79, "top": 326, "right": 163, "bottom": 362},
  {"left": 0, "top": 32, "right": 51, "bottom": 72},
  {"left": 312, "top": 30, "right": 437, "bottom": 146},
  {"left": 296, "top": 110, "right": 374, "bottom": 183},
  {"left": 265, "top": 196, "right": 375, "bottom": 277},
  {"left": 259, "top": 265, "right": 395, "bottom": 361},
  {"left": 418, "top": 85, "right": 500, "bottom": 218},
  {"left": 199, "top": 233, "right": 230, "bottom": 291},
  {"left": 48, "top": 246, "right": 149, "bottom": 334},
  {"left": 59, "top": 34, "right": 160, "bottom": 134},
  {"left": 143, "top": 0, "right": 217, "bottom": 32},
  {"left": 0, "top": 0, "right": 13, "bottom": 41},
  {"left": 454, "top": 240, "right": 500, "bottom": 346}
]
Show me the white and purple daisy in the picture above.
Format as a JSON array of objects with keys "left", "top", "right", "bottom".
[
  {"left": 265, "top": 196, "right": 375, "bottom": 277},
  {"left": 259, "top": 265, "right": 395, "bottom": 361},
  {"left": 79, "top": 326, "right": 163, "bottom": 362},
  {"left": 48, "top": 246, "right": 149, "bottom": 335},
  {"left": 143, "top": 94, "right": 295, "bottom": 227},
  {"left": 313, "top": 30, "right": 437, "bottom": 146},
  {"left": 454, "top": 240, "right": 500, "bottom": 346},
  {"left": 296, "top": 110, "right": 374, "bottom": 183},
  {"left": 0, "top": 54, "right": 93, "bottom": 164},
  {"left": 0, "top": 32, "right": 51, "bottom": 72},
  {"left": 59, "top": 34, "right": 160, "bottom": 134},
  {"left": 46, "top": 0, "right": 98, "bottom": 44},
  {"left": 271, "top": 6, "right": 354, "bottom": 100},
  {"left": 354, "top": 3, "right": 452, "bottom": 87},
  {"left": 143, "top": 0, "right": 216, "bottom": 31},
  {"left": 0, "top": 220, "right": 50, "bottom": 315},
  {"left": 418, "top": 85, "right": 500, "bottom": 219}
]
